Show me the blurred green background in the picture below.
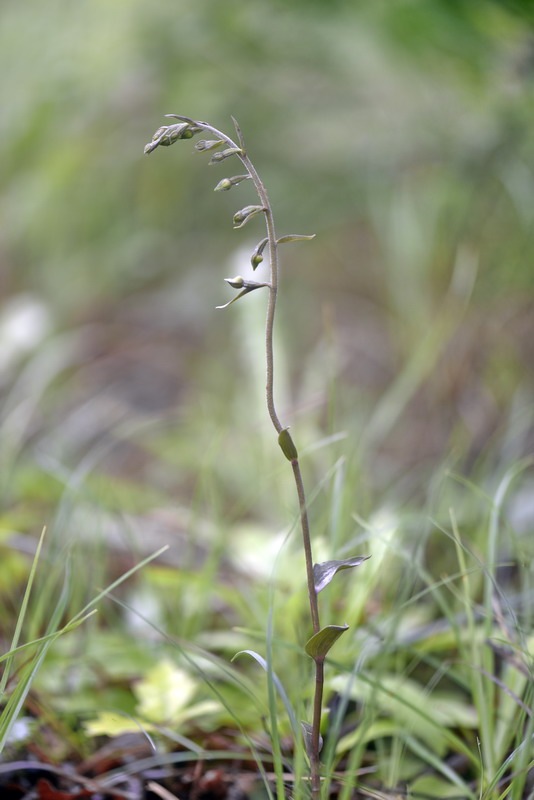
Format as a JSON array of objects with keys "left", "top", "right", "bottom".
[
  {"left": 1, "top": 0, "right": 534, "bottom": 776},
  {"left": 1, "top": 0, "right": 534, "bottom": 573}
]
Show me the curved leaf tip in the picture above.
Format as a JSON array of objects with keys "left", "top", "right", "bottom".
[{"left": 313, "top": 556, "right": 370, "bottom": 594}]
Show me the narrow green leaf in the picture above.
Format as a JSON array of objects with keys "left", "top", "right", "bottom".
[
  {"left": 313, "top": 556, "right": 370, "bottom": 594},
  {"left": 216, "top": 288, "right": 251, "bottom": 309},
  {"left": 232, "top": 650, "right": 299, "bottom": 739},
  {"left": 276, "top": 234, "right": 316, "bottom": 244},
  {"left": 231, "top": 115, "right": 246, "bottom": 152},
  {"left": 305, "top": 624, "right": 349, "bottom": 660},
  {"left": 0, "top": 611, "right": 97, "bottom": 665},
  {"left": 0, "top": 526, "right": 46, "bottom": 696},
  {"left": 72, "top": 546, "right": 170, "bottom": 624}
]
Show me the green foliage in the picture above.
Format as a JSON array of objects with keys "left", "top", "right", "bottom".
[
  {"left": 3, "top": 0, "right": 534, "bottom": 312},
  {"left": 85, "top": 659, "right": 220, "bottom": 737},
  {"left": 1, "top": 3, "right": 533, "bottom": 799}
]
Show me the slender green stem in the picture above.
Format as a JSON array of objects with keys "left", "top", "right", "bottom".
[
  {"left": 292, "top": 460, "right": 320, "bottom": 635},
  {"left": 180, "top": 119, "right": 324, "bottom": 798},
  {"left": 240, "top": 158, "right": 282, "bottom": 434},
  {"left": 246, "top": 161, "right": 322, "bottom": 800},
  {"left": 238, "top": 131, "right": 323, "bottom": 800}
]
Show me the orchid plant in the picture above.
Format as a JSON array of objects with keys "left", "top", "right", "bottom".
[{"left": 144, "top": 115, "right": 369, "bottom": 799}]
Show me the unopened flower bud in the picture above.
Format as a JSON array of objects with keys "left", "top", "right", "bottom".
[
  {"left": 250, "top": 237, "right": 269, "bottom": 270},
  {"left": 216, "top": 276, "right": 269, "bottom": 309},
  {"left": 277, "top": 233, "right": 316, "bottom": 244},
  {"left": 215, "top": 178, "right": 233, "bottom": 192},
  {"left": 158, "top": 123, "right": 188, "bottom": 145},
  {"left": 214, "top": 175, "right": 250, "bottom": 192},
  {"left": 195, "top": 139, "right": 224, "bottom": 152},
  {"left": 224, "top": 276, "right": 245, "bottom": 289},
  {"left": 144, "top": 122, "right": 198, "bottom": 154},
  {"left": 233, "top": 205, "right": 265, "bottom": 229},
  {"left": 209, "top": 147, "right": 243, "bottom": 165}
]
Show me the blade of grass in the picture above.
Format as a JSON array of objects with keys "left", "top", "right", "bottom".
[
  {"left": 0, "top": 611, "right": 96, "bottom": 665},
  {"left": 107, "top": 593, "right": 277, "bottom": 800},
  {"left": 0, "top": 526, "right": 47, "bottom": 697}
]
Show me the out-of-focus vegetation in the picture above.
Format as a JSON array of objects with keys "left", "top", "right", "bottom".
[
  {"left": 2, "top": 1, "right": 534, "bottom": 478},
  {"left": 0, "top": 2, "right": 533, "bottom": 797}
]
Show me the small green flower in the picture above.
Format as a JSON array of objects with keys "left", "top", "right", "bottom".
[
  {"left": 209, "top": 147, "right": 243, "bottom": 164},
  {"left": 195, "top": 139, "right": 224, "bottom": 152},
  {"left": 216, "top": 276, "right": 270, "bottom": 309},
  {"left": 233, "top": 205, "right": 266, "bottom": 229},
  {"left": 214, "top": 175, "right": 250, "bottom": 192},
  {"left": 224, "top": 275, "right": 246, "bottom": 289},
  {"left": 250, "top": 237, "right": 269, "bottom": 270}
]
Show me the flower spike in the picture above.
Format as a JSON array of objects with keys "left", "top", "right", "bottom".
[{"left": 144, "top": 122, "right": 200, "bottom": 154}]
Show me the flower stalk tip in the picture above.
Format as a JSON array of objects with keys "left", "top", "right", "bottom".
[{"left": 144, "top": 121, "right": 201, "bottom": 154}]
